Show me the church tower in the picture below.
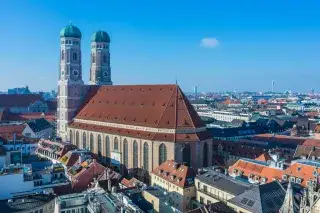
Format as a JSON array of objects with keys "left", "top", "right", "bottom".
[
  {"left": 57, "top": 23, "right": 84, "bottom": 141},
  {"left": 89, "top": 30, "right": 112, "bottom": 85}
]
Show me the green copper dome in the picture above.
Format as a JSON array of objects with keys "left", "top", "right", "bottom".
[
  {"left": 91, "top": 30, "right": 110, "bottom": 43},
  {"left": 60, "top": 24, "right": 82, "bottom": 39}
]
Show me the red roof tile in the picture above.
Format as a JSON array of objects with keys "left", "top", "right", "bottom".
[{"left": 75, "top": 85, "right": 204, "bottom": 129}]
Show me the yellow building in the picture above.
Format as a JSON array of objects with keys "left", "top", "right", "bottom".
[{"left": 150, "top": 160, "right": 196, "bottom": 212}]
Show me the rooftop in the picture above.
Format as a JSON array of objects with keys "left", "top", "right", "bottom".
[
  {"left": 196, "top": 168, "right": 251, "bottom": 196},
  {"left": 0, "top": 194, "right": 55, "bottom": 213}
]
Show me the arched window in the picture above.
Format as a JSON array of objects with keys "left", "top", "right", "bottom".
[
  {"left": 114, "top": 137, "right": 119, "bottom": 151},
  {"left": 143, "top": 142, "right": 149, "bottom": 171},
  {"left": 76, "top": 131, "right": 79, "bottom": 147},
  {"left": 123, "top": 139, "right": 128, "bottom": 168},
  {"left": 133, "top": 141, "right": 138, "bottom": 168},
  {"left": 82, "top": 132, "right": 87, "bottom": 149},
  {"left": 203, "top": 142, "right": 208, "bottom": 167},
  {"left": 97, "top": 135, "right": 102, "bottom": 157},
  {"left": 90, "top": 134, "right": 94, "bottom": 152},
  {"left": 69, "top": 130, "right": 73, "bottom": 144},
  {"left": 73, "top": 53, "right": 77, "bottom": 61},
  {"left": 61, "top": 50, "right": 64, "bottom": 61},
  {"left": 182, "top": 144, "right": 191, "bottom": 167},
  {"left": 159, "top": 143, "right": 167, "bottom": 165},
  {"left": 103, "top": 54, "right": 107, "bottom": 63},
  {"left": 106, "top": 136, "right": 110, "bottom": 157},
  {"left": 92, "top": 53, "right": 95, "bottom": 63}
]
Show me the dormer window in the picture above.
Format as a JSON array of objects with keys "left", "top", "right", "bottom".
[
  {"left": 296, "top": 178, "right": 302, "bottom": 184},
  {"left": 282, "top": 174, "right": 288, "bottom": 180},
  {"left": 290, "top": 176, "right": 295, "bottom": 182},
  {"left": 313, "top": 170, "right": 318, "bottom": 177}
]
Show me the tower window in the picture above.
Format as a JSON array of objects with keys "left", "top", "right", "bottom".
[
  {"left": 103, "top": 55, "right": 107, "bottom": 63},
  {"left": 73, "top": 53, "right": 77, "bottom": 61},
  {"left": 61, "top": 50, "right": 64, "bottom": 61},
  {"left": 92, "top": 54, "right": 95, "bottom": 63},
  {"left": 73, "top": 41, "right": 76, "bottom": 44}
]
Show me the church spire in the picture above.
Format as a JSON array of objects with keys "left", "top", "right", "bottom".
[{"left": 279, "top": 181, "right": 299, "bottom": 213}]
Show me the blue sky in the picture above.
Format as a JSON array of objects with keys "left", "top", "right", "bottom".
[{"left": 0, "top": 0, "right": 319, "bottom": 92}]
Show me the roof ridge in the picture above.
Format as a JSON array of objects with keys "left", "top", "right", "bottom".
[{"left": 156, "top": 85, "right": 178, "bottom": 129}]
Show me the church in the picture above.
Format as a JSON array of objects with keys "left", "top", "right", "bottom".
[{"left": 57, "top": 23, "right": 213, "bottom": 173}]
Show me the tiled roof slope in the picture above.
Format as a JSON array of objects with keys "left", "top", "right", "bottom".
[
  {"left": 151, "top": 160, "right": 196, "bottom": 188},
  {"left": 74, "top": 85, "right": 205, "bottom": 129},
  {"left": 26, "top": 118, "right": 52, "bottom": 133},
  {"left": 0, "top": 94, "right": 43, "bottom": 108}
]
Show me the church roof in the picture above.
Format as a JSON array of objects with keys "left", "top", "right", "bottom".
[{"left": 71, "top": 85, "right": 209, "bottom": 142}]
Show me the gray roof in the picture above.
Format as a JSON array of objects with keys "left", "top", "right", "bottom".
[
  {"left": 0, "top": 194, "right": 54, "bottom": 212},
  {"left": 196, "top": 168, "right": 251, "bottom": 196},
  {"left": 26, "top": 118, "right": 52, "bottom": 133},
  {"left": 228, "top": 181, "right": 286, "bottom": 213}
]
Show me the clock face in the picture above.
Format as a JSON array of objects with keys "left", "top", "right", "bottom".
[{"left": 73, "top": 70, "right": 78, "bottom": 76}]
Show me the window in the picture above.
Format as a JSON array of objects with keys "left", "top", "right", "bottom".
[
  {"left": 203, "top": 185, "right": 208, "bottom": 193},
  {"left": 97, "top": 135, "right": 102, "bottom": 157},
  {"left": 90, "top": 133, "right": 94, "bottom": 151},
  {"left": 106, "top": 136, "right": 110, "bottom": 157},
  {"left": 73, "top": 53, "right": 77, "bottom": 61},
  {"left": 200, "top": 196, "right": 205, "bottom": 204},
  {"left": 92, "top": 53, "right": 95, "bottom": 63},
  {"left": 123, "top": 139, "right": 128, "bottom": 167},
  {"left": 133, "top": 140, "right": 138, "bottom": 168},
  {"left": 143, "top": 142, "right": 149, "bottom": 171},
  {"left": 69, "top": 130, "right": 73, "bottom": 144},
  {"left": 76, "top": 131, "right": 79, "bottom": 147},
  {"left": 103, "top": 54, "right": 107, "bottom": 63},
  {"left": 159, "top": 143, "right": 167, "bottom": 165},
  {"left": 82, "top": 132, "right": 87, "bottom": 149},
  {"left": 61, "top": 50, "right": 64, "bottom": 61},
  {"left": 182, "top": 144, "right": 191, "bottom": 166},
  {"left": 40, "top": 210, "right": 43, "bottom": 213},
  {"left": 114, "top": 137, "right": 119, "bottom": 151},
  {"left": 203, "top": 142, "right": 208, "bottom": 167}
]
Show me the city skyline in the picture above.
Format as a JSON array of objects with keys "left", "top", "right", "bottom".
[{"left": 0, "top": 0, "right": 320, "bottom": 92}]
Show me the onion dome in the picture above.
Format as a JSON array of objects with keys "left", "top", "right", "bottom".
[
  {"left": 91, "top": 30, "right": 110, "bottom": 43},
  {"left": 60, "top": 23, "right": 82, "bottom": 39}
]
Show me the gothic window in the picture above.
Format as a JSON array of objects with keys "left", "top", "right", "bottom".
[
  {"left": 182, "top": 144, "right": 191, "bottom": 166},
  {"left": 103, "top": 54, "right": 107, "bottom": 63},
  {"left": 73, "top": 53, "right": 77, "bottom": 61},
  {"left": 159, "top": 143, "right": 167, "bottom": 165},
  {"left": 61, "top": 50, "right": 64, "bottom": 61},
  {"left": 82, "top": 132, "right": 87, "bottom": 149},
  {"left": 76, "top": 131, "right": 79, "bottom": 147},
  {"left": 203, "top": 142, "right": 208, "bottom": 167},
  {"left": 66, "top": 49, "right": 70, "bottom": 62},
  {"left": 114, "top": 137, "right": 119, "bottom": 151},
  {"left": 143, "top": 142, "right": 149, "bottom": 171},
  {"left": 92, "top": 54, "right": 95, "bottom": 63},
  {"left": 69, "top": 130, "right": 73, "bottom": 144},
  {"left": 90, "top": 133, "right": 94, "bottom": 152},
  {"left": 133, "top": 141, "right": 138, "bottom": 168},
  {"left": 123, "top": 139, "right": 128, "bottom": 168},
  {"left": 105, "top": 136, "right": 110, "bottom": 157},
  {"left": 97, "top": 135, "right": 102, "bottom": 158}
]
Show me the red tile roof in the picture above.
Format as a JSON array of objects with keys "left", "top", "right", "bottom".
[
  {"left": 251, "top": 134, "right": 305, "bottom": 145},
  {"left": 0, "top": 94, "right": 44, "bottom": 108},
  {"left": 0, "top": 124, "right": 25, "bottom": 141},
  {"left": 284, "top": 162, "right": 320, "bottom": 187},
  {"left": 255, "top": 153, "right": 273, "bottom": 162},
  {"left": 151, "top": 160, "right": 196, "bottom": 188},
  {"left": 19, "top": 112, "right": 56, "bottom": 122},
  {"left": 75, "top": 85, "right": 205, "bottom": 129}
]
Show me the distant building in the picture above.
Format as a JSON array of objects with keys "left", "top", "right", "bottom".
[
  {"left": 7, "top": 86, "right": 31, "bottom": 95},
  {"left": 0, "top": 94, "right": 48, "bottom": 113},
  {"left": 198, "top": 110, "right": 251, "bottom": 122}
]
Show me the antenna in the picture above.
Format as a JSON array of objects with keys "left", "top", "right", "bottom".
[{"left": 272, "top": 80, "right": 275, "bottom": 93}]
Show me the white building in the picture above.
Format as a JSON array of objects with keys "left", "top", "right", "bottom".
[{"left": 197, "top": 110, "right": 251, "bottom": 122}]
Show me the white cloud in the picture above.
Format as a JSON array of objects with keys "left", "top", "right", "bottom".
[{"left": 200, "top": 38, "right": 219, "bottom": 48}]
